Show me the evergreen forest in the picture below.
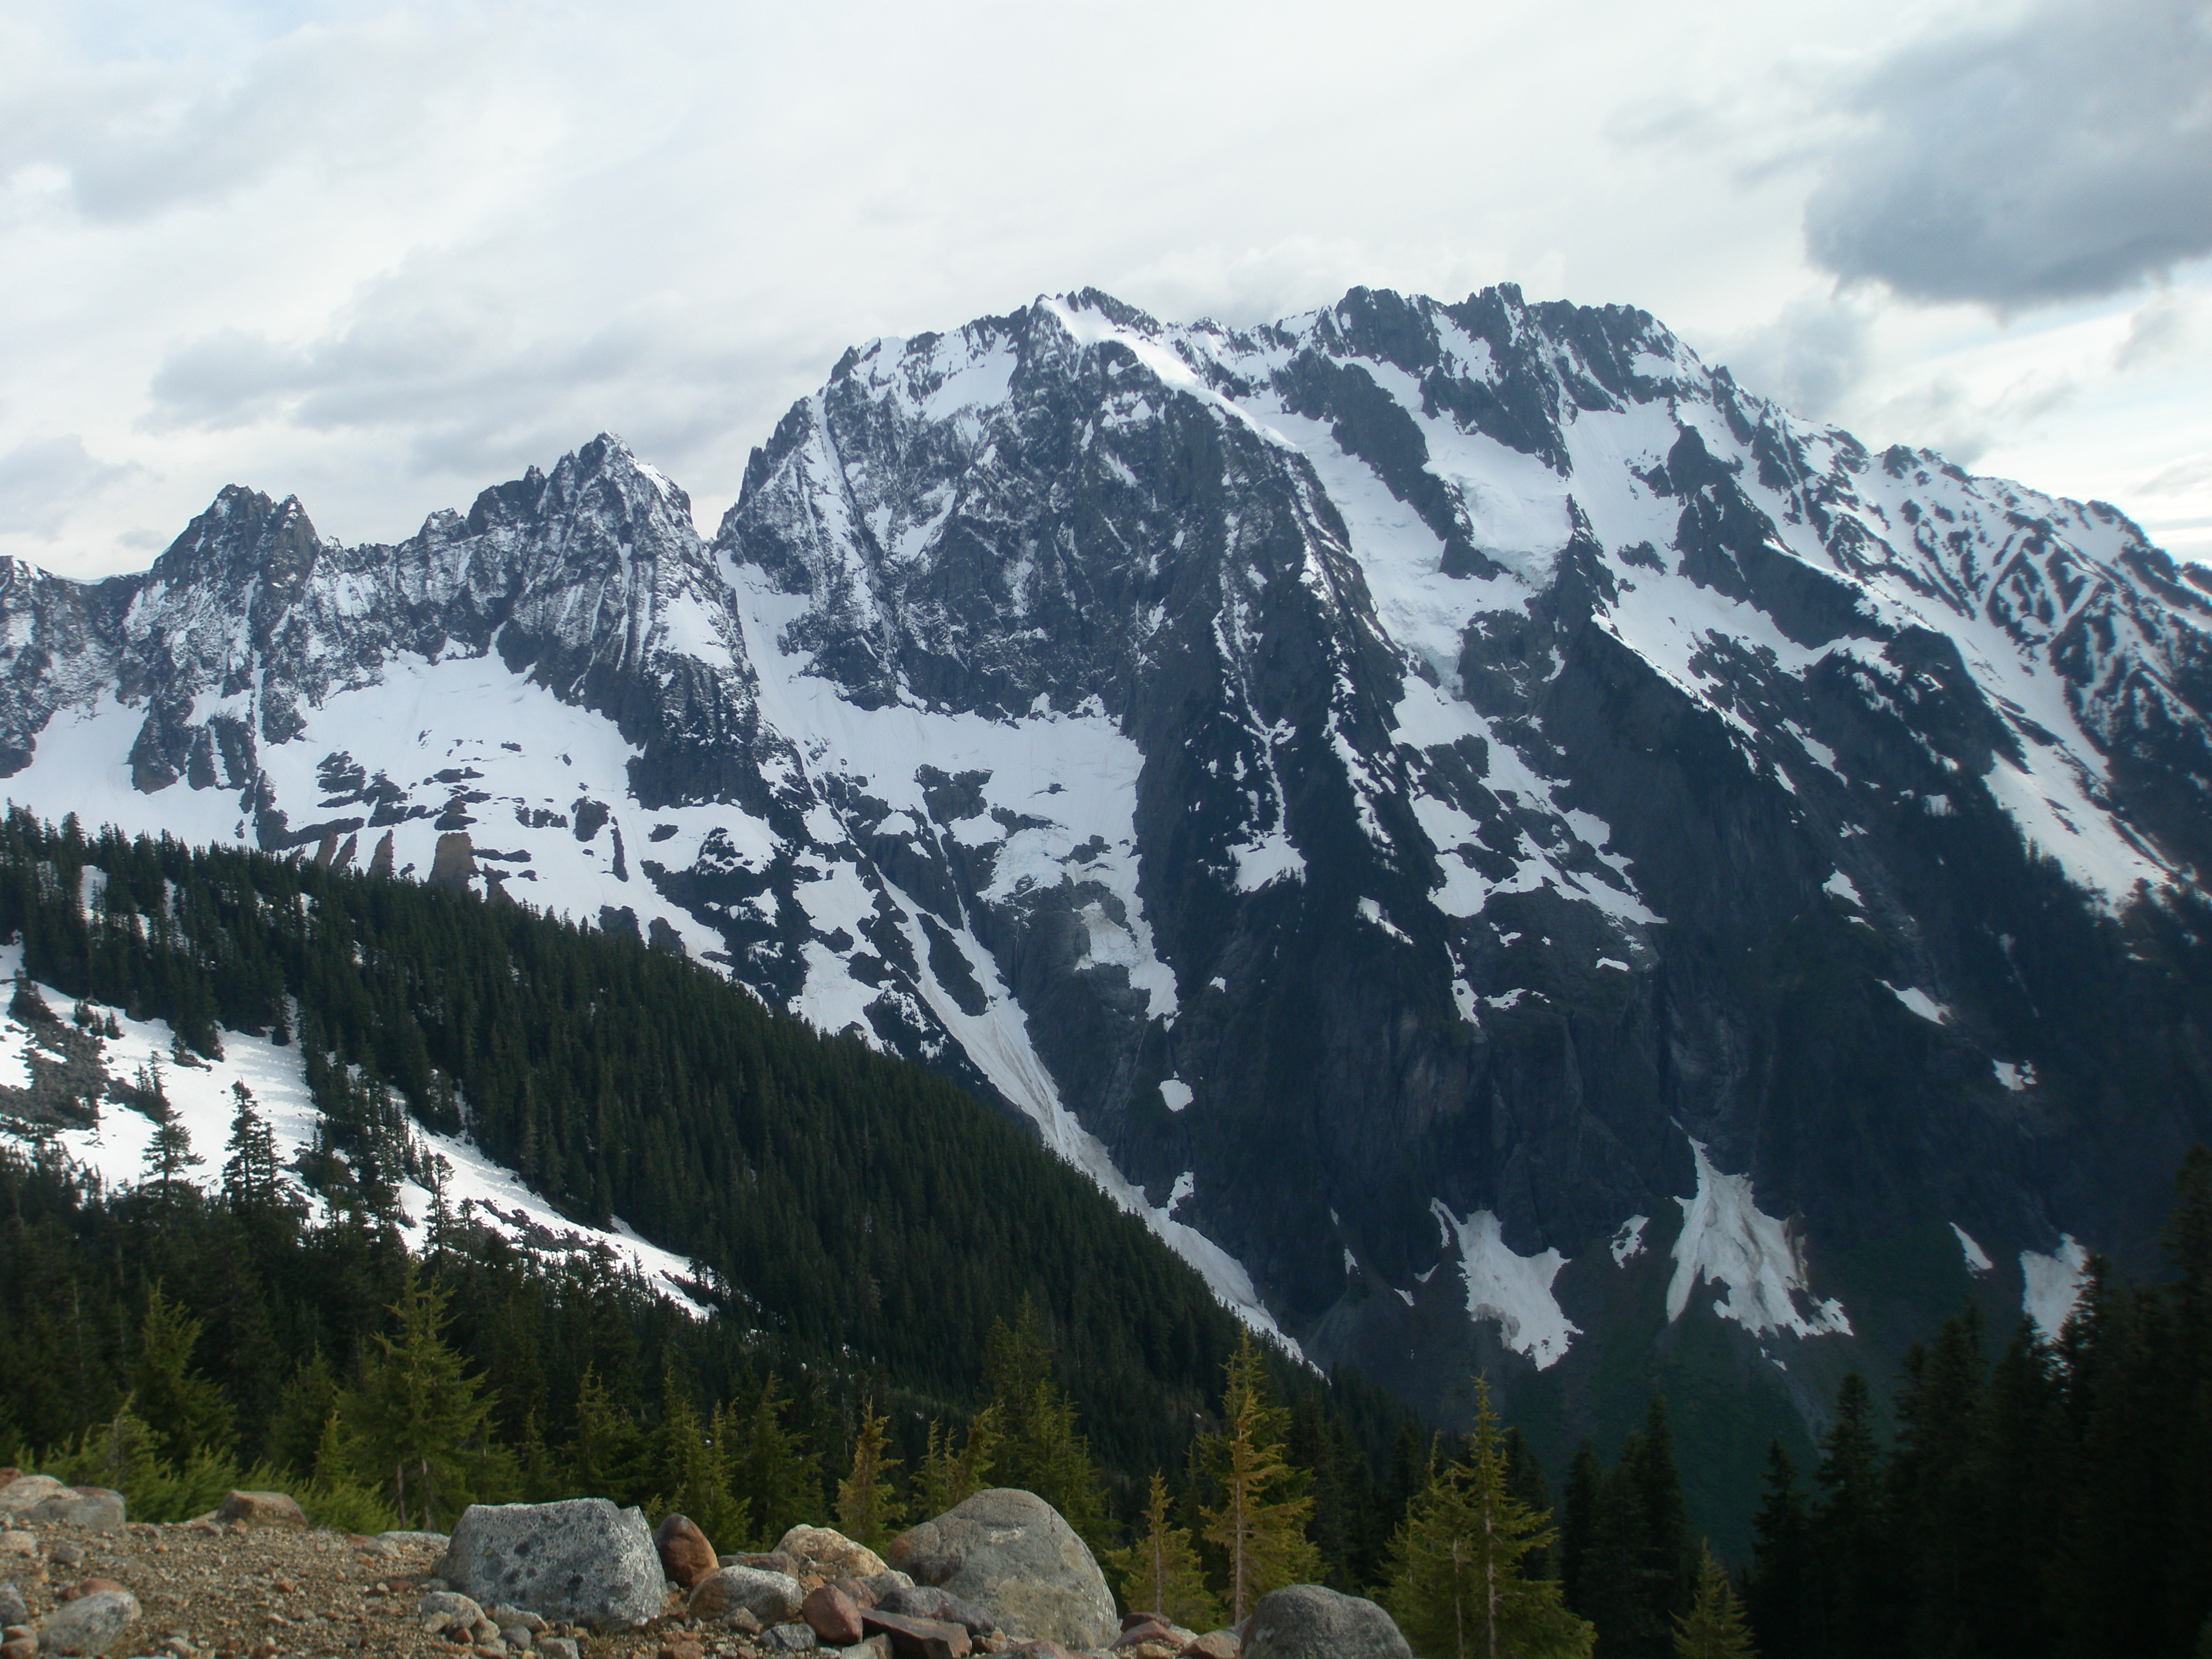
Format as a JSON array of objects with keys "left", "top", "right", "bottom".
[{"left": 0, "top": 811, "right": 2208, "bottom": 1657}]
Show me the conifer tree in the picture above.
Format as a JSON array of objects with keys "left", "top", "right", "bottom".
[
  {"left": 915, "top": 1402, "right": 1001, "bottom": 1520},
  {"left": 1743, "top": 1442, "right": 1809, "bottom": 1659},
  {"left": 1560, "top": 1441, "right": 1602, "bottom": 1619},
  {"left": 1198, "top": 1331, "right": 1321, "bottom": 1624},
  {"left": 726, "top": 1373, "right": 820, "bottom": 1548},
  {"left": 340, "top": 1264, "right": 509, "bottom": 1529},
  {"left": 836, "top": 1396, "right": 906, "bottom": 1550},
  {"left": 981, "top": 1300, "right": 1109, "bottom": 1545},
  {"left": 1104, "top": 1472, "right": 1220, "bottom": 1630},
  {"left": 1673, "top": 1544, "right": 1756, "bottom": 1659},
  {"left": 130, "top": 1282, "right": 234, "bottom": 1465},
  {"left": 566, "top": 1364, "right": 643, "bottom": 1504},
  {"left": 222, "top": 1081, "right": 284, "bottom": 1215},
  {"left": 1385, "top": 1380, "right": 1593, "bottom": 1659},
  {"left": 1809, "top": 1374, "right": 1895, "bottom": 1659},
  {"left": 647, "top": 1366, "right": 747, "bottom": 1546}
]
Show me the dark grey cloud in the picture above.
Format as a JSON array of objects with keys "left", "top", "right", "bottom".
[
  {"left": 0, "top": 436, "right": 142, "bottom": 538},
  {"left": 1803, "top": 0, "right": 2212, "bottom": 309}
]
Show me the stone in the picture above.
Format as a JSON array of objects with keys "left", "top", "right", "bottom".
[
  {"left": 0, "top": 1586, "right": 23, "bottom": 1626},
  {"left": 0, "top": 1479, "right": 65, "bottom": 1518},
  {"left": 43, "top": 1547, "right": 80, "bottom": 1571},
  {"left": 0, "top": 1537, "right": 29, "bottom": 1559},
  {"left": 216, "top": 1493, "right": 305, "bottom": 1528},
  {"left": 760, "top": 1628, "right": 820, "bottom": 1653},
  {"left": 861, "top": 1610, "right": 971, "bottom": 1659},
  {"left": 1239, "top": 1585, "right": 1408, "bottom": 1659},
  {"left": 805, "top": 1584, "right": 865, "bottom": 1645},
  {"left": 499, "top": 1626, "right": 534, "bottom": 1650},
  {"left": 885, "top": 1490, "right": 1114, "bottom": 1651},
  {"left": 653, "top": 1514, "right": 718, "bottom": 1589},
  {"left": 656, "top": 1641, "right": 703, "bottom": 1659},
  {"left": 36, "top": 1588, "right": 140, "bottom": 1656},
  {"left": 875, "top": 1587, "right": 994, "bottom": 1637},
  {"left": 538, "top": 1641, "right": 579, "bottom": 1659},
  {"left": 995, "top": 1644, "right": 1076, "bottom": 1659},
  {"left": 857, "top": 1571, "right": 915, "bottom": 1604},
  {"left": 1185, "top": 1634, "right": 1239, "bottom": 1659},
  {"left": 60, "top": 1582, "right": 122, "bottom": 1603},
  {"left": 776, "top": 1526, "right": 888, "bottom": 1581},
  {"left": 439, "top": 1500, "right": 664, "bottom": 1632},
  {"left": 0, "top": 1638, "right": 33, "bottom": 1659},
  {"left": 838, "top": 1640, "right": 894, "bottom": 1659},
  {"left": 27, "top": 1493, "right": 123, "bottom": 1535},
  {"left": 416, "top": 1592, "right": 487, "bottom": 1630},
  {"left": 488, "top": 1607, "right": 547, "bottom": 1634},
  {"left": 723, "top": 1551, "right": 800, "bottom": 1577},
  {"left": 687, "top": 1565, "right": 804, "bottom": 1625}
]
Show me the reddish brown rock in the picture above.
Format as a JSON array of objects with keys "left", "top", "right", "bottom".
[
  {"left": 62, "top": 1578, "right": 126, "bottom": 1601},
  {"left": 1183, "top": 1636, "right": 1239, "bottom": 1659},
  {"left": 865, "top": 1608, "right": 974, "bottom": 1659},
  {"left": 652, "top": 1514, "right": 718, "bottom": 1589},
  {"left": 805, "top": 1584, "right": 865, "bottom": 1646},
  {"left": 655, "top": 1641, "right": 703, "bottom": 1659},
  {"left": 1, "top": 1639, "right": 33, "bottom": 1659}
]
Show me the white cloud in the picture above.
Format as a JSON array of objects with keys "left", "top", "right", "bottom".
[{"left": 1, "top": 0, "right": 2209, "bottom": 574}]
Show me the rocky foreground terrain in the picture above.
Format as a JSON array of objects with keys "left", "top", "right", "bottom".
[{"left": 0, "top": 1476, "right": 1411, "bottom": 1659}]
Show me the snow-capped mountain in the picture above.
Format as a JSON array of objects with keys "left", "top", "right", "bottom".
[{"left": 7, "top": 285, "right": 2210, "bottom": 1434}]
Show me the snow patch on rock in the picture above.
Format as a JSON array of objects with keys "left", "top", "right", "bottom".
[
  {"left": 1667, "top": 1138, "right": 1851, "bottom": 1340},
  {"left": 1430, "top": 1201, "right": 1579, "bottom": 1369}
]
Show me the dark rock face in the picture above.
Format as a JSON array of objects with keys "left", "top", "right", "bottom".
[{"left": 5, "top": 288, "right": 2211, "bottom": 1475}]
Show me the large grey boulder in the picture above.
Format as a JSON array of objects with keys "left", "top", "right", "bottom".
[
  {"left": 30, "top": 1488, "right": 126, "bottom": 1532},
  {"left": 0, "top": 1477, "right": 66, "bottom": 1517},
  {"left": 38, "top": 1587, "right": 141, "bottom": 1656},
  {"left": 885, "top": 1488, "right": 1113, "bottom": 1650},
  {"left": 437, "top": 1499, "right": 663, "bottom": 1631},
  {"left": 1241, "top": 1584, "right": 1411, "bottom": 1659},
  {"left": 688, "top": 1564, "right": 804, "bottom": 1624}
]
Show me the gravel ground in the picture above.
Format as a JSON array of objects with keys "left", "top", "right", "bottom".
[{"left": 0, "top": 1516, "right": 799, "bottom": 1659}]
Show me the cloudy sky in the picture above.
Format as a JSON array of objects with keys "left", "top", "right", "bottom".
[{"left": 3, "top": 0, "right": 2209, "bottom": 577}]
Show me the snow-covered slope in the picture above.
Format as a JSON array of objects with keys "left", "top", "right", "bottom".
[
  {"left": 0, "top": 945, "right": 708, "bottom": 1310},
  {"left": 2, "top": 284, "right": 2200, "bottom": 1421}
]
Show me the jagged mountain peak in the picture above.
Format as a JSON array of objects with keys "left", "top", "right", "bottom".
[{"left": 4, "top": 283, "right": 2210, "bottom": 1462}]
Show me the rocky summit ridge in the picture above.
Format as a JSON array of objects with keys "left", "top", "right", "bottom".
[{"left": 7, "top": 284, "right": 2212, "bottom": 1442}]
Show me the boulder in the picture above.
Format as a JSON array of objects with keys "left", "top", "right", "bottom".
[
  {"left": 875, "top": 1585, "right": 994, "bottom": 1636},
  {"left": 857, "top": 1570, "right": 915, "bottom": 1603},
  {"left": 438, "top": 1499, "right": 663, "bottom": 1631},
  {"left": 687, "top": 1565, "right": 804, "bottom": 1625},
  {"left": 760, "top": 1627, "right": 820, "bottom": 1653},
  {"left": 0, "top": 1478, "right": 65, "bottom": 1517},
  {"left": 804, "top": 1584, "right": 865, "bottom": 1646},
  {"left": 1185, "top": 1632, "right": 1240, "bottom": 1658},
  {"left": 29, "top": 1490, "right": 124, "bottom": 1533},
  {"left": 217, "top": 1491, "right": 305, "bottom": 1527},
  {"left": 654, "top": 1514, "right": 718, "bottom": 1589},
  {"left": 0, "top": 1582, "right": 24, "bottom": 1624},
  {"left": 861, "top": 1609, "right": 971, "bottom": 1659},
  {"left": 539, "top": 1640, "right": 580, "bottom": 1659},
  {"left": 777, "top": 1526, "right": 888, "bottom": 1581},
  {"left": 1240, "top": 1585, "right": 1409, "bottom": 1659},
  {"left": 37, "top": 1587, "right": 140, "bottom": 1655},
  {"left": 724, "top": 1550, "right": 800, "bottom": 1577},
  {"left": 885, "top": 1489, "right": 1114, "bottom": 1651}
]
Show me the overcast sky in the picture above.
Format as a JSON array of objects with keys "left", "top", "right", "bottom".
[{"left": 4, "top": 0, "right": 2209, "bottom": 577}]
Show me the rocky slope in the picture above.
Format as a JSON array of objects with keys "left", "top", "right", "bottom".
[{"left": 6, "top": 285, "right": 2211, "bottom": 1459}]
